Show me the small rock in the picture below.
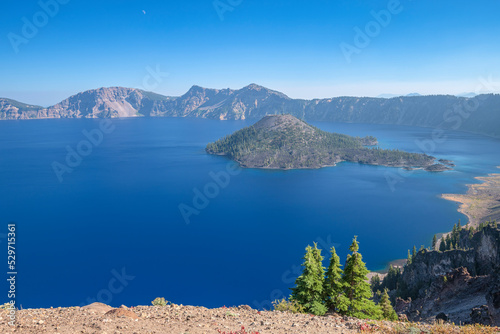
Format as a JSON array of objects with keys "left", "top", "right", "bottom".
[
  {"left": 82, "top": 302, "right": 114, "bottom": 314},
  {"left": 105, "top": 308, "right": 139, "bottom": 320}
]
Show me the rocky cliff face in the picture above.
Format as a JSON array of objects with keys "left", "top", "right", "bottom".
[
  {"left": 396, "top": 225, "right": 500, "bottom": 325},
  {"left": 0, "top": 87, "right": 178, "bottom": 119},
  {"left": 0, "top": 98, "right": 43, "bottom": 119},
  {"left": 47, "top": 87, "right": 145, "bottom": 118},
  {"left": 396, "top": 267, "right": 494, "bottom": 325},
  {"left": 2, "top": 85, "right": 500, "bottom": 138}
]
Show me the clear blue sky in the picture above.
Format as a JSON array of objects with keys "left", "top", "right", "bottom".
[{"left": 1, "top": 0, "right": 500, "bottom": 106}]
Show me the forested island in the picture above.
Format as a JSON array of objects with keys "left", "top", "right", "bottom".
[{"left": 206, "top": 114, "right": 451, "bottom": 171}]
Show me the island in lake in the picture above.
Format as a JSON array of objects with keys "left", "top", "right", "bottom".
[{"left": 206, "top": 114, "right": 451, "bottom": 171}]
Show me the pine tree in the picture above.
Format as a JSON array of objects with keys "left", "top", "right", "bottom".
[
  {"left": 432, "top": 234, "right": 437, "bottom": 250},
  {"left": 446, "top": 234, "right": 452, "bottom": 250},
  {"left": 383, "top": 265, "right": 401, "bottom": 291},
  {"left": 378, "top": 288, "right": 398, "bottom": 320},
  {"left": 407, "top": 249, "right": 412, "bottom": 265},
  {"left": 324, "top": 246, "right": 349, "bottom": 313},
  {"left": 439, "top": 237, "right": 446, "bottom": 252},
  {"left": 370, "top": 275, "right": 381, "bottom": 292},
  {"left": 412, "top": 245, "right": 417, "bottom": 260},
  {"left": 291, "top": 243, "right": 327, "bottom": 315},
  {"left": 342, "top": 236, "right": 382, "bottom": 319}
]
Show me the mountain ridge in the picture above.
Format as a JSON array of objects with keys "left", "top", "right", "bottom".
[{"left": 1, "top": 85, "right": 499, "bottom": 138}]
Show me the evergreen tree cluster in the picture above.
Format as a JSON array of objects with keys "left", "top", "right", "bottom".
[
  {"left": 477, "top": 220, "right": 498, "bottom": 231},
  {"left": 436, "top": 220, "right": 481, "bottom": 252},
  {"left": 439, "top": 221, "right": 499, "bottom": 252},
  {"left": 371, "top": 265, "right": 401, "bottom": 293},
  {"left": 289, "top": 237, "right": 397, "bottom": 320}
]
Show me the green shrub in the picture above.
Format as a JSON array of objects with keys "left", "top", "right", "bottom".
[
  {"left": 309, "top": 300, "right": 328, "bottom": 316},
  {"left": 272, "top": 298, "right": 305, "bottom": 314},
  {"left": 151, "top": 297, "right": 169, "bottom": 306},
  {"left": 0, "top": 303, "right": 11, "bottom": 309}
]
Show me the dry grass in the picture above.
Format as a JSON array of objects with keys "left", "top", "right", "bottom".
[{"left": 374, "top": 321, "right": 500, "bottom": 333}]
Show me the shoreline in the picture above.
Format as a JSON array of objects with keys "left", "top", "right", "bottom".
[
  {"left": 441, "top": 166, "right": 500, "bottom": 227},
  {"left": 372, "top": 167, "right": 500, "bottom": 277},
  {"left": 216, "top": 154, "right": 447, "bottom": 172},
  {"left": 369, "top": 258, "right": 407, "bottom": 279}
]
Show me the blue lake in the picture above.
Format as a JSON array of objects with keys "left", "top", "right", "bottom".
[{"left": 1, "top": 117, "right": 499, "bottom": 309}]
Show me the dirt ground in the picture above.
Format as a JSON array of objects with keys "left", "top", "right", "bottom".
[{"left": 2, "top": 302, "right": 498, "bottom": 334}]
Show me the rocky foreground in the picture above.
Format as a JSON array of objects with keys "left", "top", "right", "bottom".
[{"left": 1, "top": 302, "right": 498, "bottom": 334}]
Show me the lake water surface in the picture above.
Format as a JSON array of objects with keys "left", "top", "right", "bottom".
[{"left": 1, "top": 117, "right": 499, "bottom": 309}]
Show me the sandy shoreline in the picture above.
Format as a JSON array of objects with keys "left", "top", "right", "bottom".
[{"left": 442, "top": 167, "right": 500, "bottom": 227}]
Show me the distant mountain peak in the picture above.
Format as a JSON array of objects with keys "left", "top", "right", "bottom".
[
  {"left": 243, "top": 83, "right": 266, "bottom": 90},
  {"left": 63, "top": 86, "right": 139, "bottom": 99},
  {"left": 377, "top": 93, "right": 422, "bottom": 98},
  {"left": 240, "top": 83, "right": 290, "bottom": 99},
  {"left": 457, "top": 92, "right": 478, "bottom": 98},
  {"left": 183, "top": 85, "right": 206, "bottom": 94},
  {"left": 375, "top": 94, "right": 395, "bottom": 99}
]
